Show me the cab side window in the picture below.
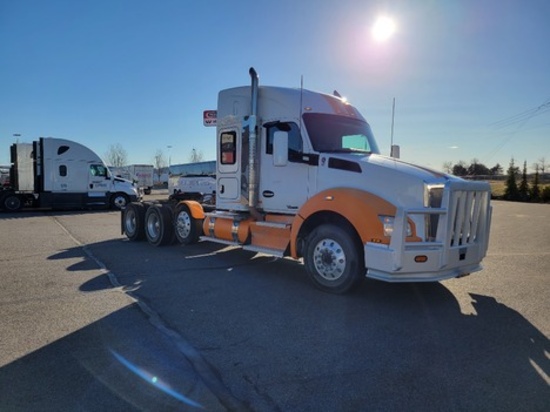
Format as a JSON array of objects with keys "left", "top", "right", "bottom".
[
  {"left": 266, "top": 122, "right": 302, "bottom": 161},
  {"left": 220, "top": 132, "right": 237, "bottom": 165},
  {"left": 90, "top": 164, "right": 108, "bottom": 177}
]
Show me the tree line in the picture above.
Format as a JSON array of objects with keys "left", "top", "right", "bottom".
[
  {"left": 444, "top": 158, "right": 549, "bottom": 203},
  {"left": 442, "top": 159, "right": 503, "bottom": 177},
  {"left": 104, "top": 144, "right": 204, "bottom": 169}
]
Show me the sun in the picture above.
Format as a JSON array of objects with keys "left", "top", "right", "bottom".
[{"left": 371, "top": 16, "right": 396, "bottom": 42}]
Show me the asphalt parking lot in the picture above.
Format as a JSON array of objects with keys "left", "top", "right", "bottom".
[{"left": 0, "top": 199, "right": 549, "bottom": 411}]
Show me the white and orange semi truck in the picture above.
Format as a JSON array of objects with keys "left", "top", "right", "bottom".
[{"left": 122, "top": 68, "right": 492, "bottom": 294}]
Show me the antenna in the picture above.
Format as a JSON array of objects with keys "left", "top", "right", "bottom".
[
  {"left": 390, "top": 97, "right": 395, "bottom": 150},
  {"left": 299, "top": 75, "right": 304, "bottom": 131},
  {"left": 389, "top": 97, "right": 400, "bottom": 158}
]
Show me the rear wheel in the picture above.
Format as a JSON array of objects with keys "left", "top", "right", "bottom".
[
  {"left": 1, "top": 193, "right": 23, "bottom": 212},
  {"left": 173, "top": 203, "right": 202, "bottom": 244},
  {"left": 122, "top": 202, "right": 147, "bottom": 241},
  {"left": 145, "top": 204, "right": 175, "bottom": 246},
  {"left": 304, "top": 224, "right": 364, "bottom": 294}
]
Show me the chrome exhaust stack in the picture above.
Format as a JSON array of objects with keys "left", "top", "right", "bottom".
[{"left": 247, "top": 67, "right": 259, "bottom": 209}]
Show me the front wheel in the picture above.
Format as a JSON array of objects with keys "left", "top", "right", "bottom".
[
  {"left": 173, "top": 203, "right": 203, "bottom": 244},
  {"left": 304, "top": 224, "right": 364, "bottom": 294},
  {"left": 110, "top": 193, "right": 129, "bottom": 210}
]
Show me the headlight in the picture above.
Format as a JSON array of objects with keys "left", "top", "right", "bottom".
[{"left": 379, "top": 215, "right": 412, "bottom": 237}]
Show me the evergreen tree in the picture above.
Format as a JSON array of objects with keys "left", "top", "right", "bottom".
[
  {"left": 504, "top": 158, "right": 520, "bottom": 201},
  {"left": 518, "top": 161, "right": 530, "bottom": 201},
  {"left": 530, "top": 165, "right": 541, "bottom": 202}
]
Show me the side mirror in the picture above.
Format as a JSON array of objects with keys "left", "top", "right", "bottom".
[{"left": 273, "top": 131, "right": 288, "bottom": 166}]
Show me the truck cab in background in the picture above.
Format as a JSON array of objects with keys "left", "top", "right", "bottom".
[{"left": 1, "top": 137, "right": 140, "bottom": 212}]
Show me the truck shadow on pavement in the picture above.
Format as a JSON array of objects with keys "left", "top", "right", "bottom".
[
  {"left": 0, "top": 209, "right": 119, "bottom": 219},
  {"left": 30, "top": 238, "right": 550, "bottom": 411},
  {"left": 0, "top": 304, "right": 226, "bottom": 411}
]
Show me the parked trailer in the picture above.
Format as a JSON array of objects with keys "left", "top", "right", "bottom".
[
  {"left": 1, "top": 137, "right": 140, "bottom": 212},
  {"left": 122, "top": 68, "right": 492, "bottom": 294},
  {"left": 111, "top": 164, "right": 154, "bottom": 194}
]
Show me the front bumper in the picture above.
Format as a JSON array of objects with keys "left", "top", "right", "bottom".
[
  {"left": 364, "top": 242, "right": 484, "bottom": 282},
  {"left": 364, "top": 181, "right": 492, "bottom": 283}
]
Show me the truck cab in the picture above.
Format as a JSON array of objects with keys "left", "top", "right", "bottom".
[
  {"left": 122, "top": 68, "right": 492, "bottom": 294},
  {"left": 1, "top": 138, "right": 140, "bottom": 211},
  {"left": 208, "top": 69, "right": 492, "bottom": 290}
]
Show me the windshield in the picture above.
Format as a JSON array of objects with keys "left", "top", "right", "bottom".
[{"left": 303, "top": 113, "right": 380, "bottom": 154}]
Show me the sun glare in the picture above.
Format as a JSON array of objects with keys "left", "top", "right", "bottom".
[{"left": 372, "top": 16, "right": 396, "bottom": 42}]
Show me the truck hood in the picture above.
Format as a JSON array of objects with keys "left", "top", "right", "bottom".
[
  {"left": 112, "top": 177, "right": 140, "bottom": 197},
  {"left": 359, "top": 154, "right": 455, "bottom": 182},
  {"left": 114, "top": 177, "right": 133, "bottom": 184},
  {"left": 318, "top": 153, "right": 461, "bottom": 208}
]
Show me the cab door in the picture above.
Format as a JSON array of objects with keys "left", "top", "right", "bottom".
[
  {"left": 88, "top": 164, "right": 110, "bottom": 199},
  {"left": 258, "top": 121, "right": 313, "bottom": 214}
]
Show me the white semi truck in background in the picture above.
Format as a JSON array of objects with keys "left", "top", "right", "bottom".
[
  {"left": 122, "top": 68, "right": 492, "bottom": 294},
  {"left": 110, "top": 164, "right": 154, "bottom": 194},
  {"left": 168, "top": 160, "right": 216, "bottom": 205},
  {"left": 0, "top": 137, "right": 140, "bottom": 212}
]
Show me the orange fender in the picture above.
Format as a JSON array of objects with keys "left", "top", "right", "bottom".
[
  {"left": 289, "top": 188, "right": 398, "bottom": 258},
  {"left": 177, "top": 200, "right": 205, "bottom": 219}
]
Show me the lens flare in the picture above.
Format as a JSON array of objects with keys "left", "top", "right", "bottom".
[
  {"left": 372, "top": 16, "right": 396, "bottom": 42},
  {"left": 110, "top": 350, "right": 203, "bottom": 409}
]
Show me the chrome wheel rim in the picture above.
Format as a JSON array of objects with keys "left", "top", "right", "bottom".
[
  {"left": 175, "top": 211, "right": 191, "bottom": 239},
  {"left": 113, "top": 196, "right": 127, "bottom": 209},
  {"left": 312, "top": 238, "right": 346, "bottom": 281},
  {"left": 146, "top": 213, "right": 160, "bottom": 240},
  {"left": 125, "top": 209, "right": 136, "bottom": 235}
]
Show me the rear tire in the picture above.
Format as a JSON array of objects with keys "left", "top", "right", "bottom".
[
  {"left": 304, "top": 224, "right": 364, "bottom": 294},
  {"left": 122, "top": 202, "right": 147, "bottom": 241},
  {"left": 1, "top": 193, "right": 23, "bottom": 212},
  {"left": 173, "top": 203, "right": 202, "bottom": 244},
  {"left": 145, "top": 204, "right": 175, "bottom": 246}
]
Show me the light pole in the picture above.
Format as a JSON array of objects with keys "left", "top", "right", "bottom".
[{"left": 167, "top": 145, "right": 173, "bottom": 167}]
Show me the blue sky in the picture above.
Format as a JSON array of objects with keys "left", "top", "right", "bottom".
[{"left": 1, "top": 0, "right": 549, "bottom": 171}]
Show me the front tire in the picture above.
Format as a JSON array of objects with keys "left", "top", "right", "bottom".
[
  {"left": 173, "top": 203, "right": 202, "bottom": 244},
  {"left": 145, "top": 204, "right": 175, "bottom": 246},
  {"left": 304, "top": 224, "right": 364, "bottom": 294},
  {"left": 110, "top": 193, "right": 129, "bottom": 210}
]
